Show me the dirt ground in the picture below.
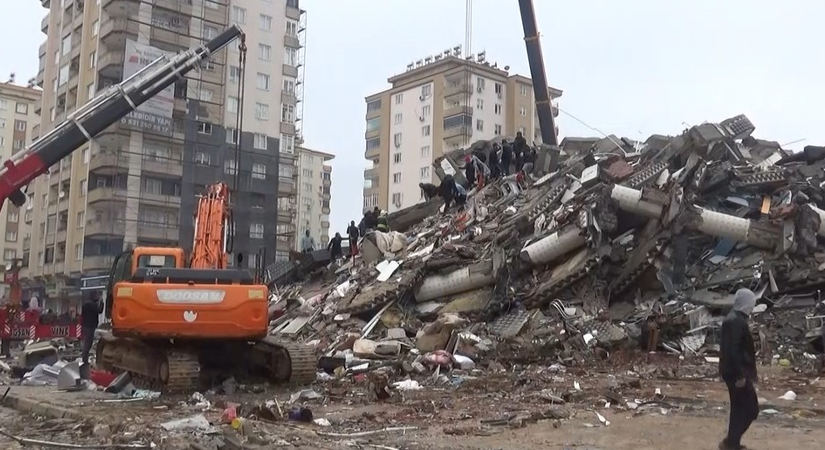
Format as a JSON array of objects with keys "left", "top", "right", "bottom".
[{"left": 3, "top": 356, "right": 825, "bottom": 449}]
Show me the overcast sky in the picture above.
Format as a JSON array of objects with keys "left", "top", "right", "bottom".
[{"left": 2, "top": 0, "right": 823, "bottom": 236}]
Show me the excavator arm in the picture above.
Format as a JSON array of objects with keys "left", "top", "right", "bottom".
[
  {"left": 0, "top": 25, "right": 244, "bottom": 209},
  {"left": 190, "top": 182, "right": 232, "bottom": 270}
]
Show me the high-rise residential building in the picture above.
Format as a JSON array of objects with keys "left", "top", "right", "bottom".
[
  {"left": 363, "top": 52, "right": 562, "bottom": 212},
  {"left": 0, "top": 82, "right": 40, "bottom": 296},
  {"left": 27, "top": 0, "right": 306, "bottom": 311},
  {"left": 293, "top": 146, "right": 332, "bottom": 253}
]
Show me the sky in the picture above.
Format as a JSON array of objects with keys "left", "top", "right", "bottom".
[{"left": 2, "top": 0, "right": 824, "bottom": 237}]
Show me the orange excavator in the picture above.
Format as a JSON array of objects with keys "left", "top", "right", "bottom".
[{"left": 95, "top": 182, "right": 316, "bottom": 391}]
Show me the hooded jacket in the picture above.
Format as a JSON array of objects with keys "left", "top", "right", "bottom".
[{"left": 719, "top": 288, "right": 757, "bottom": 382}]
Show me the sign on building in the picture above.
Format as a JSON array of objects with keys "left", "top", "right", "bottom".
[
  {"left": 80, "top": 275, "right": 109, "bottom": 291},
  {"left": 120, "top": 40, "right": 175, "bottom": 136}
]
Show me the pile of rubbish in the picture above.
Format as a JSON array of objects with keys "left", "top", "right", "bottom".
[{"left": 267, "top": 114, "right": 825, "bottom": 381}]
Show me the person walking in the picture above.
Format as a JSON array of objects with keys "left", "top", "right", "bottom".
[
  {"left": 328, "top": 232, "right": 344, "bottom": 261},
  {"left": 346, "top": 221, "right": 360, "bottom": 258},
  {"left": 719, "top": 288, "right": 759, "bottom": 450},
  {"left": 81, "top": 291, "right": 104, "bottom": 367}
]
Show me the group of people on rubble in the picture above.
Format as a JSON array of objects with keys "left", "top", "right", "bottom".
[
  {"left": 418, "top": 131, "right": 537, "bottom": 211},
  {"left": 299, "top": 206, "right": 392, "bottom": 263}
]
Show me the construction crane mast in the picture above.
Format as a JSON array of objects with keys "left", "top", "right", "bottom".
[{"left": 517, "top": 0, "right": 560, "bottom": 170}]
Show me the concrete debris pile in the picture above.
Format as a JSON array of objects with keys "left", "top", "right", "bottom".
[{"left": 270, "top": 114, "right": 825, "bottom": 380}]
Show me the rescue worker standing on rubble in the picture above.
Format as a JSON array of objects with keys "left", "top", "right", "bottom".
[
  {"left": 300, "top": 229, "right": 316, "bottom": 253},
  {"left": 513, "top": 131, "right": 528, "bottom": 172},
  {"left": 464, "top": 155, "right": 476, "bottom": 189},
  {"left": 501, "top": 139, "right": 513, "bottom": 176},
  {"left": 419, "top": 182, "right": 439, "bottom": 201},
  {"left": 328, "top": 232, "right": 344, "bottom": 261},
  {"left": 347, "top": 220, "right": 360, "bottom": 258},
  {"left": 719, "top": 288, "right": 759, "bottom": 450},
  {"left": 489, "top": 143, "right": 502, "bottom": 180},
  {"left": 376, "top": 211, "right": 390, "bottom": 233},
  {"left": 81, "top": 291, "right": 103, "bottom": 367}
]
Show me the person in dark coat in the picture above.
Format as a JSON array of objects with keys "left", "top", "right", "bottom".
[
  {"left": 464, "top": 155, "right": 476, "bottom": 189},
  {"left": 81, "top": 291, "right": 104, "bottom": 366},
  {"left": 419, "top": 182, "right": 439, "bottom": 201},
  {"left": 513, "top": 131, "right": 528, "bottom": 172},
  {"left": 501, "top": 140, "right": 513, "bottom": 176},
  {"left": 346, "top": 221, "right": 360, "bottom": 257},
  {"left": 328, "top": 232, "right": 344, "bottom": 260},
  {"left": 488, "top": 143, "right": 502, "bottom": 179},
  {"left": 719, "top": 288, "right": 759, "bottom": 450},
  {"left": 439, "top": 174, "right": 457, "bottom": 210}
]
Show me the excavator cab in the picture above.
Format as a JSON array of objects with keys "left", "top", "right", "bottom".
[{"left": 104, "top": 247, "right": 186, "bottom": 319}]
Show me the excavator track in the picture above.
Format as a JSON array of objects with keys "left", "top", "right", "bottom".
[{"left": 256, "top": 336, "right": 317, "bottom": 385}]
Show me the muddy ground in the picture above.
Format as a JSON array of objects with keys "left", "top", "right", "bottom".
[{"left": 2, "top": 355, "right": 825, "bottom": 449}]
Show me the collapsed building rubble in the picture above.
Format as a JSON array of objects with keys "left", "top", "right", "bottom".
[{"left": 265, "top": 114, "right": 825, "bottom": 378}]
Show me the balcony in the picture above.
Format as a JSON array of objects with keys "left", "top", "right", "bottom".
[
  {"left": 286, "top": 4, "right": 302, "bottom": 20},
  {"left": 83, "top": 255, "right": 114, "bottom": 272},
  {"left": 364, "top": 167, "right": 378, "bottom": 179},
  {"left": 142, "top": 158, "right": 183, "bottom": 177},
  {"left": 282, "top": 64, "right": 298, "bottom": 78},
  {"left": 42, "top": 0, "right": 50, "bottom": 8},
  {"left": 365, "top": 129, "right": 379, "bottom": 140},
  {"left": 98, "top": 49, "right": 125, "bottom": 79},
  {"left": 281, "top": 90, "right": 297, "bottom": 105},
  {"left": 41, "top": 15, "right": 49, "bottom": 34},
  {"left": 90, "top": 152, "right": 128, "bottom": 175},
  {"left": 87, "top": 187, "right": 125, "bottom": 205},
  {"left": 278, "top": 178, "right": 295, "bottom": 195},
  {"left": 366, "top": 108, "right": 380, "bottom": 120},
  {"left": 284, "top": 34, "right": 301, "bottom": 49},
  {"left": 444, "top": 105, "right": 472, "bottom": 118},
  {"left": 444, "top": 82, "right": 473, "bottom": 98},
  {"left": 99, "top": 18, "right": 140, "bottom": 47},
  {"left": 85, "top": 218, "right": 125, "bottom": 237},
  {"left": 140, "top": 193, "right": 182, "bottom": 208},
  {"left": 23, "top": 237, "right": 31, "bottom": 251},
  {"left": 138, "top": 224, "right": 179, "bottom": 242},
  {"left": 443, "top": 125, "right": 472, "bottom": 140},
  {"left": 279, "top": 122, "right": 296, "bottom": 135}
]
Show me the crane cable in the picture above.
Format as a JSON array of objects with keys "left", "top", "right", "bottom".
[{"left": 227, "top": 34, "right": 248, "bottom": 257}]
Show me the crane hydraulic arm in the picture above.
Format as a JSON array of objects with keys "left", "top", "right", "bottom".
[
  {"left": 517, "top": 0, "right": 560, "bottom": 170},
  {"left": 0, "top": 25, "right": 244, "bottom": 210},
  {"left": 190, "top": 182, "right": 232, "bottom": 270}
]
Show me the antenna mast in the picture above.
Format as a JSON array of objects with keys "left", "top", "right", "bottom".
[{"left": 465, "top": 0, "right": 472, "bottom": 55}]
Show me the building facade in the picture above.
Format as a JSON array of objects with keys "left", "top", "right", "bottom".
[
  {"left": 364, "top": 52, "right": 561, "bottom": 212},
  {"left": 27, "top": 0, "right": 306, "bottom": 311},
  {"left": 293, "top": 146, "right": 332, "bottom": 252},
  {"left": 0, "top": 83, "right": 40, "bottom": 296}
]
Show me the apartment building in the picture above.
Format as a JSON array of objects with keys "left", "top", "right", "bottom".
[
  {"left": 0, "top": 83, "right": 40, "bottom": 296},
  {"left": 293, "top": 146, "right": 332, "bottom": 252},
  {"left": 363, "top": 52, "right": 562, "bottom": 212},
  {"left": 27, "top": 0, "right": 306, "bottom": 311}
]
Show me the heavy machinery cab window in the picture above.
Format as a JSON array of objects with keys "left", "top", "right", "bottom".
[{"left": 136, "top": 254, "right": 176, "bottom": 269}]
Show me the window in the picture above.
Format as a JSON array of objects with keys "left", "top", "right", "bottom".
[
  {"left": 286, "top": 20, "right": 298, "bottom": 36},
  {"left": 366, "top": 99, "right": 381, "bottom": 113},
  {"left": 284, "top": 47, "right": 298, "bottom": 66},
  {"left": 199, "top": 89, "right": 213, "bottom": 102},
  {"left": 259, "top": 14, "right": 272, "bottom": 31},
  {"left": 421, "top": 146, "right": 431, "bottom": 158},
  {"left": 421, "top": 125, "right": 431, "bottom": 137},
  {"left": 14, "top": 121, "right": 26, "bottom": 131},
  {"left": 279, "top": 164, "right": 294, "bottom": 178},
  {"left": 229, "top": 66, "right": 241, "bottom": 82},
  {"left": 13, "top": 140, "right": 24, "bottom": 150},
  {"left": 89, "top": 51, "right": 96, "bottom": 68},
  {"left": 477, "top": 98, "right": 484, "bottom": 110},
  {"left": 393, "top": 173, "right": 401, "bottom": 184},
  {"left": 254, "top": 133, "right": 267, "bottom": 150},
  {"left": 519, "top": 106, "right": 527, "bottom": 116},
  {"left": 259, "top": 44, "right": 271, "bottom": 61},
  {"left": 394, "top": 113, "right": 402, "bottom": 125},
  {"left": 280, "top": 133, "right": 295, "bottom": 153},
  {"left": 3, "top": 249, "right": 15, "bottom": 261},
  {"left": 7, "top": 212, "right": 18, "bottom": 223},
  {"left": 194, "top": 152, "right": 210, "bottom": 165},
  {"left": 252, "top": 163, "right": 267, "bottom": 179},
  {"left": 0, "top": 100, "right": 6, "bottom": 110},
  {"left": 0, "top": 137, "right": 4, "bottom": 147},
  {"left": 283, "top": 78, "right": 295, "bottom": 94},
  {"left": 519, "top": 126, "right": 526, "bottom": 134},
  {"left": 79, "top": 179, "right": 86, "bottom": 196},
  {"left": 477, "top": 77, "right": 486, "bottom": 90},
  {"left": 366, "top": 137, "right": 380, "bottom": 151},
  {"left": 281, "top": 104, "right": 294, "bottom": 123},
  {"left": 224, "top": 159, "right": 237, "bottom": 175},
  {"left": 395, "top": 93, "right": 403, "bottom": 105},
  {"left": 197, "top": 121, "right": 212, "bottom": 135},
  {"left": 74, "top": 243, "right": 83, "bottom": 261},
  {"left": 494, "top": 83, "right": 503, "bottom": 94},
  {"left": 392, "top": 192, "right": 402, "bottom": 206},
  {"left": 76, "top": 211, "right": 85, "bottom": 228},
  {"left": 227, "top": 96, "right": 239, "bottom": 114},
  {"left": 0, "top": 119, "right": 4, "bottom": 129},
  {"left": 520, "top": 85, "right": 529, "bottom": 96},
  {"left": 421, "top": 84, "right": 432, "bottom": 98},
  {"left": 92, "top": 19, "right": 99, "bottom": 37},
  {"left": 494, "top": 104, "right": 502, "bottom": 114},
  {"left": 494, "top": 124, "right": 502, "bottom": 135},
  {"left": 82, "top": 148, "right": 90, "bottom": 163},
  {"left": 257, "top": 73, "right": 270, "bottom": 90},
  {"left": 303, "top": 182, "right": 312, "bottom": 192},
  {"left": 61, "top": 35, "right": 72, "bottom": 56},
  {"left": 393, "top": 153, "right": 401, "bottom": 164},
  {"left": 143, "top": 178, "right": 162, "bottom": 195},
  {"left": 5, "top": 231, "right": 17, "bottom": 242},
  {"left": 248, "top": 223, "right": 264, "bottom": 239},
  {"left": 422, "top": 105, "right": 431, "bottom": 117},
  {"left": 255, "top": 103, "right": 269, "bottom": 120},
  {"left": 302, "top": 168, "right": 313, "bottom": 177},
  {"left": 87, "top": 82, "right": 95, "bottom": 99},
  {"left": 476, "top": 119, "right": 484, "bottom": 131},
  {"left": 393, "top": 133, "right": 402, "bottom": 147},
  {"left": 203, "top": 24, "right": 218, "bottom": 40},
  {"left": 226, "top": 128, "right": 238, "bottom": 144},
  {"left": 231, "top": 6, "right": 246, "bottom": 23},
  {"left": 420, "top": 166, "right": 430, "bottom": 179},
  {"left": 366, "top": 117, "right": 380, "bottom": 132}
]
